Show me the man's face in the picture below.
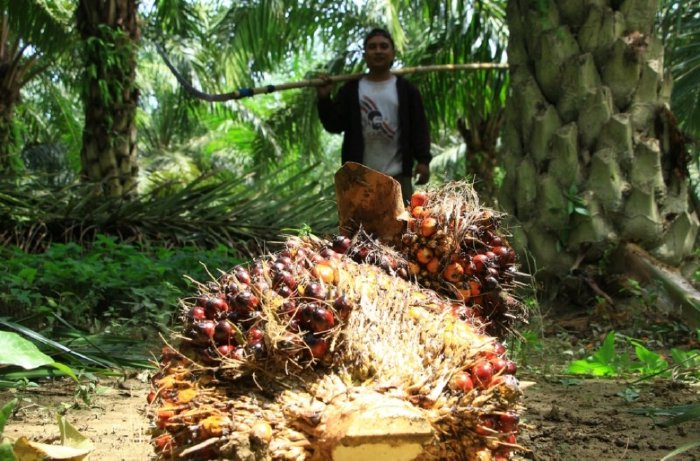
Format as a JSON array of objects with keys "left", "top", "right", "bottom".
[{"left": 363, "top": 35, "right": 395, "bottom": 72}]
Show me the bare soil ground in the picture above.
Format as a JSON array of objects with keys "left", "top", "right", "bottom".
[{"left": 2, "top": 304, "right": 699, "bottom": 461}]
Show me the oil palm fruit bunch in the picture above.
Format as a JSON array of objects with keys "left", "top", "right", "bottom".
[
  {"left": 398, "top": 183, "right": 526, "bottom": 337},
  {"left": 148, "top": 233, "right": 524, "bottom": 461}
]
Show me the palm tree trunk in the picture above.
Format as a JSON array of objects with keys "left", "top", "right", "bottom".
[
  {"left": 0, "top": 15, "right": 29, "bottom": 174},
  {"left": 498, "top": 0, "right": 698, "bottom": 283},
  {"left": 77, "top": 0, "right": 139, "bottom": 198}
]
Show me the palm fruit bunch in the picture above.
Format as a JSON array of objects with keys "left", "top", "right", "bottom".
[
  {"left": 396, "top": 183, "right": 526, "bottom": 337},
  {"left": 147, "top": 233, "right": 524, "bottom": 461}
]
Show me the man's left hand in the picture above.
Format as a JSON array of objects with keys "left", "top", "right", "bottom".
[{"left": 414, "top": 163, "right": 430, "bottom": 185}]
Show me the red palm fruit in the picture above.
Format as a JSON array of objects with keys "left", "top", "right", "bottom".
[
  {"left": 426, "top": 257, "right": 440, "bottom": 274},
  {"left": 421, "top": 217, "right": 438, "bottom": 237},
  {"left": 453, "top": 286, "right": 469, "bottom": 302},
  {"left": 498, "top": 412, "right": 519, "bottom": 433},
  {"left": 187, "top": 305, "right": 207, "bottom": 322},
  {"left": 206, "top": 297, "right": 229, "bottom": 317},
  {"left": 153, "top": 433, "right": 175, "bottom": 454},
  {"left": 415, "top": 246, "right": 434, "bottom": 265},
  {"left": 214, "top": 320, "right": 234, "bottom": 344},
  {"left": 279, "top": 298, "right": 298, "bottom": 317},
  {"left": 303, "top": 281, "right": 327, "bottom": 300},
  {"left": 449, "top": 371, "right": 474, "bottom": 393},
  {"left": 333, "top": 294, "right": 353, "bottom": 322},
  {"left": 471, "top": 254, "right": 489, "bottom": 273},
  {"left": 410, "top": 190, "right": 428, "bottom": 208},
  {"left": 468, "top": 279, "right": 482, "bottom": 294},
  {"left": 411, "top": 205, "right": 425, "bottom": 219},
  {"left": 233, "top": 291, "right": 259, "bottom": 313},
  {"left": 505, "top": 360, "right": 517, "bottom": 375},
  {"left": 408, "top": 260, "right": 421, "bottom": 275},
  {"left": 233, "top": 266, "right": 251, "bottom": 285},
  {"left": 491, "top": 356, "right": 508, "bottom": 375},
  {"left": 249, "top": 261, "right": 265, "bottom": 279},
  {"left": 483, "top": 275, "right": 500, "bottom": 292},
  {"left": 303, "top": 332, "right": 329, "bottom": 359},
  {"left": 462, "top": 260, "right": 477, "bottom": 276},
  {"left": 276, "top": 255, "right": 293, "bottom": 268},
  {"left": 319, "top": 247, "right": 337, "bottom": 260},
  {"left": 216, "top": 344, "right": 234, "bottom": 358},
  {"left": 276, "top": 284, "right": 293, "bottom": 298},
  {"left": 331, "top": 235, "right": 352, "bottom": 254},
  {"left": 273, "top": 270, "right": 297, "bottom": 290},
  {"left": 443, "top": 261, "right": 465, "bottom": 283},
  {"left": 253, "top": 279, "right": 270, "bottom": 294},
  {"left": 156, "top": 409, "right": 176, "bottom": 430},
  {"left": 493, "top": 341, "right": 507, "bottom": 356},
  {"left": 191, "top": 319, "right": 216, "bottom": 344},
  {"left": 471, "top": 360, "right": 494, "bottom": 388},
  {"left": 247, "top": 326, "right": 264, "bottom": 345},
  {"left": 491, "top": 245, "right": 510, "bottom": 265},
  {"left": 310, "top": 306, "right": 335, "bottom": 332},
  {"left": 474, "top": 415, "right": 498, "bottom": 435}
]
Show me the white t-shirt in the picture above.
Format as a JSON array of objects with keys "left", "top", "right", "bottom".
[{"left": 358, "top": 76, "right": 402, "bottom": 177}]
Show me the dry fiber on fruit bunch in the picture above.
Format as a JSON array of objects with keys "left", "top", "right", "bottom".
[
  {"left": 147, "top": 232, "right": 525, "bottom": 461},
  {"left": 397, "top": 183, "right": 527, "bottom": 338}
]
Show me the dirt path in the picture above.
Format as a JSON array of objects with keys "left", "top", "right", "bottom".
[{"left": 2, "top": 369, "right": 699, "bottom": 461}]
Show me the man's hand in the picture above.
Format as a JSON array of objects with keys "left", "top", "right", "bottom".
[
  {"left": 414, "top": 163, "right": 430, "bottom": 185},
  {"left": 316, "top": 74, "right": 334, "bottom": 99}
]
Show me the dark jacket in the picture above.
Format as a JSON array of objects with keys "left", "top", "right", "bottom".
[{"left": 317, "top": 76, "right": 431, "bottom": 177}]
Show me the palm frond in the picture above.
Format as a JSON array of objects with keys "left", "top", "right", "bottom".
[
  {"left": 0, "top": 0, "right": 74, "bottom": 56},
  {"left": 0, "top": 162, "right": 337, "bottom": 255}
]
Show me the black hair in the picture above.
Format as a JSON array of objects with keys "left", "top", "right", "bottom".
[{"left": 363, "top": 28, "right": 395, "bottom": 50}]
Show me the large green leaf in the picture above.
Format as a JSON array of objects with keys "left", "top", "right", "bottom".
[
  {"left": 0, "top": 331, "right": 55, "bottom": 370},
  {"left": 0, "top": 331, "right": 78, "bottom": 383}
]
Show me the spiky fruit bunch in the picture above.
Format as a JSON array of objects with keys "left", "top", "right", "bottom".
[
  {"left": 178, "top": 235, "right": 352, "bottom": 371},
  {"left": 399, "top": 184, "right": 525, "bottom": 337},
  {"left": 148, "top": 234, "right": 524, "bottom": 460}
]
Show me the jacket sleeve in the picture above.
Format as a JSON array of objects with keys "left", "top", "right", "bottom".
[
  {"left": 409, "top": 86, "right": 432, "bottom": 165},
  {"left": 317, "top": 83, "right": 352, "bottom": 134}
]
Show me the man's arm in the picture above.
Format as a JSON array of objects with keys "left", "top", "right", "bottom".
[
  {"left": 317, "top": 80, "right": 349, "bottom": 134},
  {"left": 409, "top": 86, "right": 431, "bottom": 184}
]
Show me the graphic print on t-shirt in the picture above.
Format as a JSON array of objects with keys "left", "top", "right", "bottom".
[{"left": 360, "top": 95, "right": 396, "bottom": 141}]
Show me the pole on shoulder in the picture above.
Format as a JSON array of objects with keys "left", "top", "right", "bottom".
[{"left": 156, "top": 42, "right": 508, "bottom": 103}]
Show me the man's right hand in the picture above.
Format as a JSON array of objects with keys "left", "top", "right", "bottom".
[{"left": 316, "top": 74, "right": 334, "bottom": 99}]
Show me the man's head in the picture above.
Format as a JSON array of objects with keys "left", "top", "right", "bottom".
[
  {"left": 363, "top": 28, "right": 395, "bottom": 50},
  {"left": 363, "top": 28, "right": 395, "bottom": 73}
]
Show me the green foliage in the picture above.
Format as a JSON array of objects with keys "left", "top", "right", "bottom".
[
  {"left": 0, "top": 235, "right": 244, "bottom": 332},
  {"left": 0, "top": 399, "right": 18, "bottom": 460},
  {"left": 567, "top": 331, "right": 700, "bottom": 381}
]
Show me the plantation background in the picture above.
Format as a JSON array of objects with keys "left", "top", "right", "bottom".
[{"left": 1, "top": 1, "right": 699, "bottom": 460}]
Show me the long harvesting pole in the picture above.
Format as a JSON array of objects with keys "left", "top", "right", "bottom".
[{"left": 156, "top": 45, "right": 507, "bottom": 102}]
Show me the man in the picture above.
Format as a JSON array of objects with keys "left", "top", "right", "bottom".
[{"left": 316, "top": 28, "right": 431, "bottom": 203}]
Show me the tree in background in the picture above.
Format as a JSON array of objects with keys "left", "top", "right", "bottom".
[
  {"left": 76, "top": 0, "right": 140, "bottom": 198},
  {"left": 0, "top": 0, "right": 72, "bottom": 173},
  {"left": 498, "top": 0, "right": 698, "bottom": 294}
]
